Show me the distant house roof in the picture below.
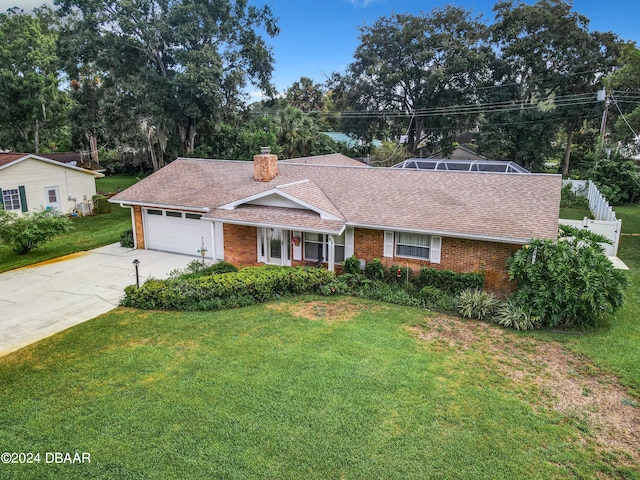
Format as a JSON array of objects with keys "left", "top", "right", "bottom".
[
  {"left": 320, "top": 132, "right": 383, "bottom": 148},
  {"left": 37, "top": 152, "right": 82, "bottom": 164},
  {"left": 428, "top": 145, "right": 487, "bottom": 161},
  {"left": 111, "top": 154, "right": 561, "bottom": 244},
  {"left": 0, "top": 153, "right": 104, "bottom": 177}
]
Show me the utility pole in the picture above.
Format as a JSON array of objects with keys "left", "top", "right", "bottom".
[{"left": 598, "top": 89, "right": 609, "bottom": 157}]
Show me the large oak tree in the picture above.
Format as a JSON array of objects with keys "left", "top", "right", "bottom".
[
  {"left": 55, "top": 0, "right": 279, "bottom": 163},
  {"left": 334, "top": 6, "right": 495, "bottom": 154}
]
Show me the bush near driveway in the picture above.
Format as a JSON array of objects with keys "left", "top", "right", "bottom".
[
  {"left": 122, "top": 265, "right": 335, "bottom": 310},
  {"left": 0, "top": 209, "right": 73, "bottom": 254}
]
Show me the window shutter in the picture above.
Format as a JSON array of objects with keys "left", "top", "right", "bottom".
[
  {"left": 214, "top": 222, "right": 225, "bottom": 260},
  {"left": 344, "top": 228, "right": 354, "bottom": 259},
  {"left": 383, "top": 231, "right": 394, "bottom": 258},
  {"left": 0, "top": 189, "right": 4, "bottom": 209},
  {"left": 430, "top": 236, "right": 442, "bottom": 264},
  {"left": 18, "top": 186, "right": 28, "bottom": 212}
]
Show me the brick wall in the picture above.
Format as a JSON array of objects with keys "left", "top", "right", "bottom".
[
  {"left": 133, "top": 206, "right": 145, "bottom": 249},
  {"left": 223, "top": 224, "right": 258, "bottom": 267},
  {"left": 352, "top": 228, "right": 519, "bottom": 297},
  {"left": 253, "top": 153, "right": 278, "bottom": 182}
]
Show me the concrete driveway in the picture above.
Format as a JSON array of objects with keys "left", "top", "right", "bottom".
[{"left": 0, "top": 244, "right": 201, "bottom": 357}]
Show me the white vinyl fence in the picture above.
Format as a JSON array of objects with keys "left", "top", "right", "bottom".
[{"left": 560, "top": 179, "right": 622, "bottom": 256}]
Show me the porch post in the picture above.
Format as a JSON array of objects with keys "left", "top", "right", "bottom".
[{"left": 327, "top": 235, "right": 335, "bottom": 272}]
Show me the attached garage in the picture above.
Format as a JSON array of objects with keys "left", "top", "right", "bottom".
[{"left": 144, "top": 209, "right": 213, "bottom": 258}]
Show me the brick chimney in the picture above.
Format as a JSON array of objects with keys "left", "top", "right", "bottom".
[{"left": 253, "top": 147, "right": 278, "bottom": 182}]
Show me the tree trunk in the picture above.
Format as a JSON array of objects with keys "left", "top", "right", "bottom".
[
  {"left": 90, "top": 134, "right": 99, "bottom": 165},
  {"left": 562, "top": 126, "right": 574, "bottom": 176},
  {"left": 179, "top": 120, "right": 197, "bottom": 154},
  {"left": 156, "top": 125, "right": 167, "bottom": 168},
  {"left": 34, "top": 119, "right": 39, "bottom": 153},
  {"left": 147, "top": 130, "right": 160, "bottom": 171}
]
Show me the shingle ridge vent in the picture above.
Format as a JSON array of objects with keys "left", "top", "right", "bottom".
[
  {"left": 175, "top": 157, "right": 250, "bottom": 163},
  {"left": 275, "top": 179, "right": 310, "bottom": 189}
]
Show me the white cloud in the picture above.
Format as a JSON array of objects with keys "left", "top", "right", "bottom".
[{"left": 344, "top": 0, "right": 379, "bottom": 7}]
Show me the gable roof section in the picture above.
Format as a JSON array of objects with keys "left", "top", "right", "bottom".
[
  {"left": 111, "top": 157, "right": 561, "bottom": 243},
  {"left": 0, "top": 153, "right": 104, "bottom": 177},
  {"left": 210, "top": 205, "right": 346, "bottom": 234},
  {"left": 218, "top": 179, "right": 343, "bottom": 221}
]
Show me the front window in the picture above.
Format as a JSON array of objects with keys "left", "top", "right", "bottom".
[
  {"left": 304, "top": 233, "right": 324, "bottom": 261},
  {"left": 304, "top": 232, "right": 345, "bottom": 263},
  {"left": 2, "top": 189, "right": 21, "bottom": 211},
  {"left": 395, "top": 232, "right": 430, "bottom": 260},
  {"left": 334, "top": 233, "right": 345, "bottom": 263}
]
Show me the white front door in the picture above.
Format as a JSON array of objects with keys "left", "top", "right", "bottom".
[
  {"left": 44, "top": 186, "right": 60, "bottom": 211},
  {"left": 260, "top": 228, "right": 291, "bottom": 265}
]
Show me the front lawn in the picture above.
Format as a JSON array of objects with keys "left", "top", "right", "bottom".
[
  {"left": 0, "top": 175, "right": 138, "bottom": 273},
  {"left": 554, "top": 205, "right": 640, "bottom": 397},
  {"left": 559, "top": 206, "right": 592, "bottom": 220},
  {"left": 1, "top": 299, "right": 638, "bottom": 479}
]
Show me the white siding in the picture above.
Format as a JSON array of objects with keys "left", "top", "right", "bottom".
[{"left": 0, "top": 158, "right": 99, "bottom": 214}]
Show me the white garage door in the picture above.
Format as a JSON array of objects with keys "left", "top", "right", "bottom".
[{"left": 144, "top": 209, "right": 213, "bottom": 258}]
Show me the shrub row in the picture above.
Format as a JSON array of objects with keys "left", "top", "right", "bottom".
[
  {"left": 415, "top": 267, "right": 484, "bottom": 294},
  {"left": 122, "top": 265, "right": 335, "bottom": 310},
  {"left": 345, "top": 256, "right": 484, "bottom": 294}
]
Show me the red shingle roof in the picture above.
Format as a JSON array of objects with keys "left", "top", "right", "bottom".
[{"left": 111, "top": 156, "right": 561, "bottom": 243}]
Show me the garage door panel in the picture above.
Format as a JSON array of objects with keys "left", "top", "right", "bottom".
[{"left": 145, "top": 210, "right": 213, "bottom": 257}]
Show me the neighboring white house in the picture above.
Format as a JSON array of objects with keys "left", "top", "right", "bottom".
[{"left": 0, "top": 153, "right": 104, "bottom": 215}]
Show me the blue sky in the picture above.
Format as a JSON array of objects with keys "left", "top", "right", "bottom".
[
  {"left": 3, "top": 0, "right": 639, "bottom": 96},
  {"left": 265, "top": 0, "right": 640, "bottom": 95}
]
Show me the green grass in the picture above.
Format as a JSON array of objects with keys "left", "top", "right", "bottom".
[
  {"left": 536, "top": 205, "right": 640, "bottom": 398},
  {"left": 559, "top": 206, "right": 592, "bottom": 220},
  {"left": 95, "top": 174, "right": 141, "bottom": 194},
  {"left": 1, "top": 189, "right": 639, "bottom": 478},
  {"left": 616, "top": 206, "right": 640, "bottom": 234},
  {"left": 0, "top": 300, "right": 634, "bottom": 479},
  {"left": 0, "top": 176, "right": 138, "bottom": 273}
]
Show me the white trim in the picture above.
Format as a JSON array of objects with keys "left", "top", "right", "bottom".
[
  {"left": 327, "top": 235, "right": 335, "bottom": 272},
  {"left": 205, "top": 216, "right": 345, "bottom": 235},
  {"left": 217, "top": 188, "right": 342, "bottom": 221},
  {"left": 113, "top": 200, "right": 210, "bottom": 212},
  {"left": 125, "top": 206, "right": 136, "bottom": 249}
]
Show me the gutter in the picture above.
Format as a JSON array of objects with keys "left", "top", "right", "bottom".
[
  {"left": 346, "top": 222, "right": 533, "bottom": 245},
  {"left": 109, "top": 199, "right": 210, "bottom": 212},
  {"left": 205, "top": 216, "right": 346, "bottom": 236}
]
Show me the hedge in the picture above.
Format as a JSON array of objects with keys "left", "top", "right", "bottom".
[
  {"left": 415, "top": 267, "right": 484, "bottom": 294},
  {"left": 122, "top": 265, "right": 335, "bottom": 310}
]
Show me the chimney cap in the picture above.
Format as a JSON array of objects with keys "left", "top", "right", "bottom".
[{"left": 260, "top": 147, "right": 271, "bottom": 155}]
